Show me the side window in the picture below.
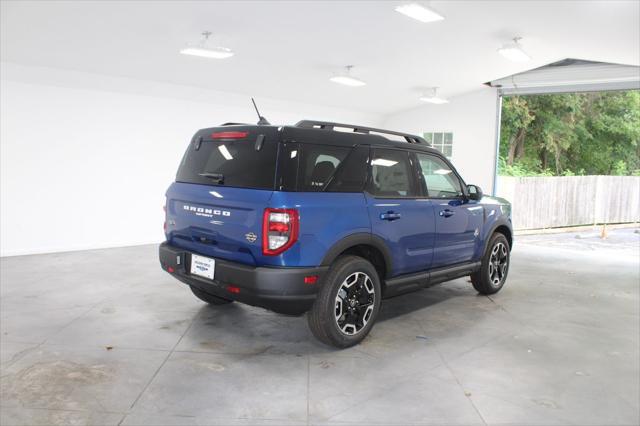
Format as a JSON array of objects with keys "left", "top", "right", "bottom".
[
  {"left": 277, "top": 142, "right": 300, "bottom": 191},
  {"left": 326, "top": 146, "right": 369, "bottom": 192},
  {"left": 368, "top": 149, "right": 417, "bottom": 198},
  {"left": 300, "top": 144, "right": 351, "bottom": 192},
  {"left": 416, "top": 154, "right": 463, "bottom": 198}
]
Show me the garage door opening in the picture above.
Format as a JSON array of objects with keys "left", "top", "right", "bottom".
[{"left": 488, "top": 59, "right": 640, "bottom": 231}]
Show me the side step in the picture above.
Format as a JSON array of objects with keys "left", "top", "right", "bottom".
[{"left": 383, "top": 262, "right": 481, "bottom": 298}]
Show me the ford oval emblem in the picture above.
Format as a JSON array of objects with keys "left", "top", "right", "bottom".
[{"left": 245, "top": 232, "right": 257, "bottom": 243}]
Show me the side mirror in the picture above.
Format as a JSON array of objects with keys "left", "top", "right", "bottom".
[{"left": 467, "top": 184, "right": 483, "bottom": 201}]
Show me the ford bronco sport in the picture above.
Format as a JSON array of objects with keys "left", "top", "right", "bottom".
[{"left": 159, "top": 120, "right": 513, "bottom": 348}]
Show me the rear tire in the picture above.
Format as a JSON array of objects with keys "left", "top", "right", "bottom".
[
  {"left": 190, "top": 286, "right": 234, "bottom": 305},
  {"left": 471, "top": 233, "right": 510, "bottom": 295},
  {"left": 307, "top": 256, "right": 382, "bottom": 348}
]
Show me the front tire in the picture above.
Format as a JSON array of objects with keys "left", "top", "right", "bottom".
[
  {"left": 190, "top": 286, "right": 234, "bottom": 305},
  {"left": 307, "top": 256, "right": 382, "bottom": 348},
  {"left": 471, "top": 233, "right": 510, "bottom": 295}
]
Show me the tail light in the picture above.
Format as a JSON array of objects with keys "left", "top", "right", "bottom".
[
  {"left": 163, "top": 204, "right": 167, "bottom": 232},
  {"left": 262, "top": 208, "right": 299, "bottom": 256}
]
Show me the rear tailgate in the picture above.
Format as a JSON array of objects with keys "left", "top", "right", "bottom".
[
  {"left": 165, "top": 126, "right": 279, "bottom": 265},
  {"left": 166, "top": 183, "right": 271, "bottom": 265}
]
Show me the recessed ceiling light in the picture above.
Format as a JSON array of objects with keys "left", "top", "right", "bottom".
[
  {"left": 180, "top": 31, "right": 234, "bottom": 59},
  {"left": 329, "top": 66, "right": 366, "bottom": 87},
  {"left": 420, "top": 88, "right": 449, "bottom": 104},
  {"left": 498, "top": 37, "right": 530, "bottom": 62},
  {"left": 395, "top": 3, "right": 444, "bottom": 23}
]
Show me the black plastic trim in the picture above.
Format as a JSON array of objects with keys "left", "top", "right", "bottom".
[
  {"left": 159, "top": 242, "right": 328, "bottom": 315},
  {"left": 320, "top": 233, "right": 393, "bottom": 278},
  {"left": 483, "top": 218, "right": 514, "bottom": 253},
  {"left": 384, "top": 261, "right": 481, "bottom": 298}
]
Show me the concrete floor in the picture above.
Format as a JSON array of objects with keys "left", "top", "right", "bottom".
[{"left": 1, "top": 229, "right": 639, "bottom": 426}]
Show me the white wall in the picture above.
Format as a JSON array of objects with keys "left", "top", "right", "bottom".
[
  {"left": 0, "top": 63, "right": 382, "bottom": 256},
  {"left": 382, "top": 88, "right": 499, "bottom": 194}
]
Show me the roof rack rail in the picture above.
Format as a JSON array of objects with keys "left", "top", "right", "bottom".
[{"left": 295, "top": 120, "right": 428, "bottom": 145}]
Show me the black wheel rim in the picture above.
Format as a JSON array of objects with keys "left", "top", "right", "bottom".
[
  {"left": 334, "top": 272, "right": 375, "bottom": 336},
  {"left": 489, "top": 242, "right": 509, "bottom": 286}
]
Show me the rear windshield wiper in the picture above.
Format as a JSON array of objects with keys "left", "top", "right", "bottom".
[{"left": 199, "top": 172, "right": 224, "bottom": 184}]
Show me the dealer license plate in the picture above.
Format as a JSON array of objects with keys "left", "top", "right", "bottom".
[{"left": 190, "top": 254, "right": 216, "bottom": 280}]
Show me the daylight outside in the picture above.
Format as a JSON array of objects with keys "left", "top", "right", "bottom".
[{"left": 495, "top": 89, "right": 640, "bottom": 231}]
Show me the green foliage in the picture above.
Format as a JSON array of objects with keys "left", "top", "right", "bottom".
[
  {"left": 498, "top": 156, "right": 554, "bottom": 176},
  {"left": 499, "top": 90, "right": 640, "bottom": 176}
]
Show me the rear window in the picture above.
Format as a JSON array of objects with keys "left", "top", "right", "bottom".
[{"left": 176, "top": 136, "right": 278, "bottom": 189}]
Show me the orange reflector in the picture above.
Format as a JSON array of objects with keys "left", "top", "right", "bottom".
[
  {"left": 227, "top": 285, "right": 241, "bottom": 294},
  {"left": 304, "top": 275, "right": 319, "bottom": 284}
]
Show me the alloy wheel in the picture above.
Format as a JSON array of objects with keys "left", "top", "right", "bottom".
[
  {"left": 488, "top": 242, "right": 509, "bottom": 286},
  {"left": 334, "top": 272, "right": 375, "bottom": 335}
]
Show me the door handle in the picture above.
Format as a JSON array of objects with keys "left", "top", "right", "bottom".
[
  {"left": 439, "top": 209, "right": 455, "bottom": 218},
  {"left": 380, "top": 211, "right": 402, "bottom": 221}
]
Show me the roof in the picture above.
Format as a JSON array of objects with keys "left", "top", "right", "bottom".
[
  {"left": 486, "top": 58, "right": 640, "bottom": 95},
  {"left": 195, "top": 122, "right": 439, "bottom": 154}
]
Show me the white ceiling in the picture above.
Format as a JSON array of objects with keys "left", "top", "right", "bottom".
[{"left": 1, "top": 0, "right": 639, "bottom": 115}]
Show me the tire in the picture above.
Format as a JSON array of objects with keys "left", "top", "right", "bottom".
[
  {"left": 307, "top": 255, "right": 382, "bottom": 348},
  {"left": 471, "top": 233, "right": 510, "bottom": 295},
  {"left": 190, "top": 286, "right": 234, "bottom": 305}
]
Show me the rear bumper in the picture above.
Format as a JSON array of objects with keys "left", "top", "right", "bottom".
[{"left": 159, "top": 242, "right": 328, "bottom": 315}]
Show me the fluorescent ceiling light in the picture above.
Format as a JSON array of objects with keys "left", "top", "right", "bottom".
[
  {"left": 498, "top": 37, "right": 530, "bottom": 62},
  {"left": 419, "top": 96, "right": 449, "bottom": 104},
  {"left": 395, "top": 3, "right": 444, "bottom": 23},
  {"left": 180, "top": 31, "right": 234, "bottom": 59},
  {"left": 180, "top": 46, "right": 234, "bottom": 59},
  {"left": 420, "top": 87, "right": 449, "bottom": 104},
  {"left": 371, "top": 159, "right": 398, "bottom": 167},
  {"left": 329, "top": 75, "right": 366, "bottom": 87},
  {"left": 330, "top": 65, "right": 366, "bottom": 87}
]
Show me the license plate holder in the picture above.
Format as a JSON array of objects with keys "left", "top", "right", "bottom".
[{"left": 190, "top": 254, "right": 216, "bottom": 280}]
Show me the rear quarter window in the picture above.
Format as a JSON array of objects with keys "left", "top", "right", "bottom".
[{"left": 278, "top": 143, "right": 368, "bottom": 192}]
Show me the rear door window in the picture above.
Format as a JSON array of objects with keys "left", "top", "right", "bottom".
[
  {"left": 368, "top": 148, "right": 418, "bottom": 197},
  {"left": 176, "top": 137, "right": 278, "bottom": 189}
]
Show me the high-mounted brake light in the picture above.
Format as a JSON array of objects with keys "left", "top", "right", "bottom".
[
  {"left": 212, "top": 131, "right": 249, "bottom": 139},
  {"left": 262, "top": 208, "right": 299, "bottom": 256}
]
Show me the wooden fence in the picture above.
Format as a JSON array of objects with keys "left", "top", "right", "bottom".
[{"left": 496, "top": 176, "right": 640, "bottom": 230}]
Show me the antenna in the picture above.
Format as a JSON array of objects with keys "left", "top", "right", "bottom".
[{"left": 251, "top": 98, "right": 270, "bottom": 125}]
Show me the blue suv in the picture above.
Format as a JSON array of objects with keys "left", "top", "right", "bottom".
[{"left": 159, "top": 120, "right": 513, "bottom": 348}]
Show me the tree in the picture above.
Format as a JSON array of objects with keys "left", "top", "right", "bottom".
[
  {"left": 499, "top": 90, "right": 640, "bottom": 176},
  {"left": 500, "top": 96, "right": 533, "bottom": 165}
]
